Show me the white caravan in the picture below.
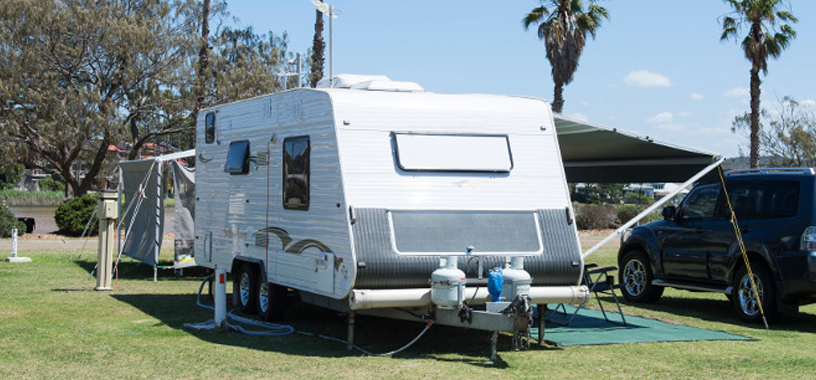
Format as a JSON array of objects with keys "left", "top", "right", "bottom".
[{"left": 194, "top": 75, "right": 588, "bottom": 353}]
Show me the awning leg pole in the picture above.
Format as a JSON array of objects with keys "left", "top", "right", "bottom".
[{"left": 347, "top": 310, "right": 356, "bottom": 351}]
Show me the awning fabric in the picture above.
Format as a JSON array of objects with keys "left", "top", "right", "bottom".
[{"left": 554, "top": 115, "right": 721, "bottom": 183}]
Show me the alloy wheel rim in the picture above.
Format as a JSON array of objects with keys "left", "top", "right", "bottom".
[
  {"left": 240, "top": 272, "right": 251, "bottom": 306},
  {"left": 624, "top": 259, "right": 646, "bottom": 296},
  {"left": 258, "top": 281, "right": 269, "bottom": 313},
  {"left": 738, "top": 273, "right": 763, "bottom": 316}
]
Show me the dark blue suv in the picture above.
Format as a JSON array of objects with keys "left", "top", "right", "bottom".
[{"left": 618, "top": 168, "right": 816, "bottom": 323}]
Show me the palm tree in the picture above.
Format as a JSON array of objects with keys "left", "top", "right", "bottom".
[
  {"left": 523, "top": 0, "right": 608, "bottom": 114},
  {"left": 721, "top": 0, "right": 797, "bottom": 168}
]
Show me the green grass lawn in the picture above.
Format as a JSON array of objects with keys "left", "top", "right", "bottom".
[{"left": 2, "top": 247, "right": 816, "bottom": 379}]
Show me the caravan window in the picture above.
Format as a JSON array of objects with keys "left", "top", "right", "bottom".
[
  {"left": 205, "top": 112, "right": 216, "bottom": 144},
  {"left": 224, "top": 140, "right": 250, "bottom": 174},
  {"left": 392, "top": 133, "right": 513, "bottom": 172},
  {"left": 283, "top": 136, "right": 310, "bottom": 210}
]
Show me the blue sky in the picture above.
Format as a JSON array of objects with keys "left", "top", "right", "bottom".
[{"left": 227, "top": 0, "right": 816, "bottom": 158}]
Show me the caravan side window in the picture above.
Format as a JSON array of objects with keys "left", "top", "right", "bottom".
[
  {"left": 283, "top": 136, "right": 310, "bottom": 210},
  {"left": 205, "top": 112, "right": 216, "bottom": 144}
]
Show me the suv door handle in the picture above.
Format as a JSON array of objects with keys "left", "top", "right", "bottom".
[
  {"left": 739, "top": 226, "right": 751, "bottom": 234},
  {"left": 695, "top": 227, "right": 704, "bottom": 233}
]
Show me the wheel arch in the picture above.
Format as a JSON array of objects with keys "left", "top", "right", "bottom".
[
  {"left": 231, "top": 256, "right": 267, "bottom": 280},
  {"left": 727, "top": 244, "right": 780, "bottom": 285}
]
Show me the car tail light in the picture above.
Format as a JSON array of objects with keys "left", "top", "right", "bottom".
[{"left": 802, "top": 226, "right": 816, "bottom": 251}]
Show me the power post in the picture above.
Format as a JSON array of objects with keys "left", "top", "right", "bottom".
[
  {"left": 5, "top": 228, "right": 31, "bottom": 263},
  {"left": 95, "top": 191, "right": 118, "bottom": 291}
]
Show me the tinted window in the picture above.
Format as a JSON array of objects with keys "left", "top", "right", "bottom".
[
  {"left": 721, "top": 180, "right": 799, "bottom": 220},
  {"left": 224, "top": 140, "right": 250, "bottom": 174},
  {"left": 205, "top": 112, "right": 216, "bottom": 144},
  {"left": 681, "top": 185, "right": 720, "bottom": 221},
  {"left": 283, "top": 136, "right": 310, "bottom": 210}
]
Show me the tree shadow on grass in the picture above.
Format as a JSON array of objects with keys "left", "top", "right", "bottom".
[{"left": 111, "top": 290, "right": 535, "bottom": 365}]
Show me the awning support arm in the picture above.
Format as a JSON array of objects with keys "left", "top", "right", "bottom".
[{"left": 582, "top": 157, "right": 726, "bottom": 259}]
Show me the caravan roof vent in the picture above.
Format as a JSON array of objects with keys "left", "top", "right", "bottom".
[{"left": 317, "top": 74, "right": 424, "bottom": 92}]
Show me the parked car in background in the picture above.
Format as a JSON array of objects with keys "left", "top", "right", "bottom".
[{"left": 617, "top": 168, "right": 816, "bottom": 323}]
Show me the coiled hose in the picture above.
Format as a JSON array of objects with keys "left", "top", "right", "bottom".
[{"left": 193, "top": 274, "right": 432, "bottom": 354}]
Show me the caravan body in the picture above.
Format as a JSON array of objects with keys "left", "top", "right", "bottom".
[{"left": 194, "top": 77, "right": 584, "bottom": 316}]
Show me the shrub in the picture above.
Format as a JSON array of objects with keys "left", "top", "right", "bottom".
[
  {"left": 37, "top": 177, "right": 66, "bottom": 193},
  {"left": 0, "top": 204, "right": 26, "bottom": 237},
  {"left": 623, "top": 192, "right": 653, "bottom": 205},
  {"left": 55, "top": 193, "right": 99, "bottom": 236},
  {"left": 616, "top": 204, "right": 641, "bottom": 225},
  {"left": 574, "top": 203, "right": 617, "bottom": 230}
]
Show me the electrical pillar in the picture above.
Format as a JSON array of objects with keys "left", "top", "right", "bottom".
[
  {"left": 95, "top": 191, "right": 118, "bottom": 291},
  {"left": 214, "top": 266, "right": 227, "bottom": 328},
  {"left": 5, "top": 228, "right": 31, "bottom": 263}
]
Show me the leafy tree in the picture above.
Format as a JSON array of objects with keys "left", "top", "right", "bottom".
[
  {"left": 310, "top": 0, "right": 326, "bottom": 87},
  {"left": 721, "top": 0, "right": 797, "bottom": 168},
  {"left": 0, "top": 0, "right": 200, "bottom": 197},
  {"left": 732, "top": 97, "right": 816, "bottom": 167},
  {"left": 1, "top": 0, "right": 299, "bottom": 187},
  {"left": 523, "top": 0, "right": 609, "bottom": 113},
  {"left": 0, "top": 162, "right": 24, "bottom": 190}
]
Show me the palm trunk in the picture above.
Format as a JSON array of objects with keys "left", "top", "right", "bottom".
[
  {"left": 749, "top": 66, "right": 761, "bottom": 168},
  {"left": 310, "top": 3, "right": 325, "bottom": 88},
  {"left": 552, "top": 80, "right": 565, "bottom": 114}
]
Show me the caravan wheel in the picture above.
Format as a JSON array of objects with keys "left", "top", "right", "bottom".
[
  {"left": 258, "top": 275, "right": 287, "bottom": 322},
  {"left": 235, "top": 263, "right": 259, "bottom": 314}
]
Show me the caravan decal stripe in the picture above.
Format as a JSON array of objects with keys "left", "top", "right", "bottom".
[{"left": 253, "top": 227, "right": 332, "bottom": 255}]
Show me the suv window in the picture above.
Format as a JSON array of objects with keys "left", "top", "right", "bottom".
[
  {"left": 680, "top": 185, "right": 720, "bottom": 221},
  {"left": 719, "top": 180, "right": 800, "bottom": 220}
]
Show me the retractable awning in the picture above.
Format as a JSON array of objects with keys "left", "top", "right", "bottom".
[
  {"left": 554, "top": 115, "right": 721, "bottom": 183},
  {"left": 551, "top": 115, "right": 727, "bottom": 258}
]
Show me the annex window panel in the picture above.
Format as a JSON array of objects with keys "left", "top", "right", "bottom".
[
  {"left": 393, "top": 133, "right": 513, "bottom": 173},
  {"left": 388, "top": 210, "right": 543, "bottom": 256},
  {"left": 205, "top": 112, "right": 216, "bottom": 144},
  {"left": 283, "top": 136, "right": 310, "bottom": 211},
  {"left": 224, "top": 140, "right": 250, "bottom": 175}
]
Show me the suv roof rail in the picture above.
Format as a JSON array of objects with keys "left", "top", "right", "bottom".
[{"left": 725, "top": 167, "right": 816, "bottom": 176}]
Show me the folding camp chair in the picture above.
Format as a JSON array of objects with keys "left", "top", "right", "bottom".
[{"left": 548, "top": 263, "right": 627, "bottom": 326}]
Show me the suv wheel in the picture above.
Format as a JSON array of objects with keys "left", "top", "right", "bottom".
[
  {"left": 732, "top": 262, "right": 778, "bottom": 324},
  {"left": 619, "top": 250, "right": 664, "bottom": 303}
]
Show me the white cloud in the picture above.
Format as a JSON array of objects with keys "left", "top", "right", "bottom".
[
  {"left": 691, "top": 93, "right": 704, "bottom": 100},
  {"left": 623, "top": 70, "right": 671, "bottom": 87},
  {"left": 677, "top": 111, "right": 691, "bottom": 117},
  {"left": 801, "top": 99, "right": 816, "bottom": 107},
  {"left": 647, "top": 112, "right": 674, "bottom": 124},
  {"left": 724, "top": 87, "right": 749, "bottom": 98},
  {"left": 568, "top": 113, "right": 589, "bottom": 122}
]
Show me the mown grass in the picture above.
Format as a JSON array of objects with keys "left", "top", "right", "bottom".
[
  {"left": 0, "top": 190, "right": 64, "bottom": 206},
  {"left": 1, "top": 247, "right": 816, "bottom": 379}
]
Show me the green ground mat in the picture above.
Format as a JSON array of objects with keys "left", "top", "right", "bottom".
[{"left": 531, "top": 305, "right": 754, "bottom": 346}]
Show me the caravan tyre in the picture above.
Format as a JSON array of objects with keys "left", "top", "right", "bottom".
[
  {"left": 258, "top": 276, "right": 287, "bottom": 322},
  {"left": 236, "top": 263, "right": 259, "bottom": 314}
]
